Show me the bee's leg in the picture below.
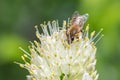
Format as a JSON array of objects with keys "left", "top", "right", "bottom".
[
  {"left": 66, "top": 31, "right": 71, "bottom": 44},
  {"left": 68, "top": 34, "right": 71, "bottom": 44}
]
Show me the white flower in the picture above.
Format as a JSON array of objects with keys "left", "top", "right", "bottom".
[{"left": 18, "top": 19, "right": 103, "bottom": 80}]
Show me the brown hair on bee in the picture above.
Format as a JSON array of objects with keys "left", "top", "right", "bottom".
[{"left": 66, "top": 11, "right": 89, "bottom": 44}]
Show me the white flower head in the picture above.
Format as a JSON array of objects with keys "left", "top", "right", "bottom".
[{"left": 18, "top": 13, "right": 103, "bottom": 80}]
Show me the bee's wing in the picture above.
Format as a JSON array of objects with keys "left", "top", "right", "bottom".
[
  {"left": 70, "top": 11, "right": 80, "bottom": 25},
  {"left": 72, "top": 11, "right": 80, "bottom": 18},
  {"left": 82, "top": 13, "right": 89, "bottom": 23}
]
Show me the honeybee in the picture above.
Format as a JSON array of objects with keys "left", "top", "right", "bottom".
[{"left": 66, "top": 11, "right": 89, "bottom": 44}]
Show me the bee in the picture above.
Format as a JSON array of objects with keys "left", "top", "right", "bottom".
[{"left": 66, "top": 11, "right": 89, "bottom": 44}]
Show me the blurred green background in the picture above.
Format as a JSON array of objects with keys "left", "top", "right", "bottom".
[{"left": 0, "top": 0, "right": 120, "bottom": 80}]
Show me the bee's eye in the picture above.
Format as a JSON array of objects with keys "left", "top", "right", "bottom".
[{"left": 71, "top": 36, "right": 74, "bottom": 41}]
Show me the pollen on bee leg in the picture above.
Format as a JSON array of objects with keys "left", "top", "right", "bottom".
[
  {"left": 72, "top": 38, "right": 78, "bottom": 43},
  {"left": 75, "top": 33, "right": 79, "bottom": 36}
]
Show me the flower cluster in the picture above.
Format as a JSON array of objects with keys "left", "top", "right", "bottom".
[{"left": 18, "top": 17, "right": 103, "bottom": 80}]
